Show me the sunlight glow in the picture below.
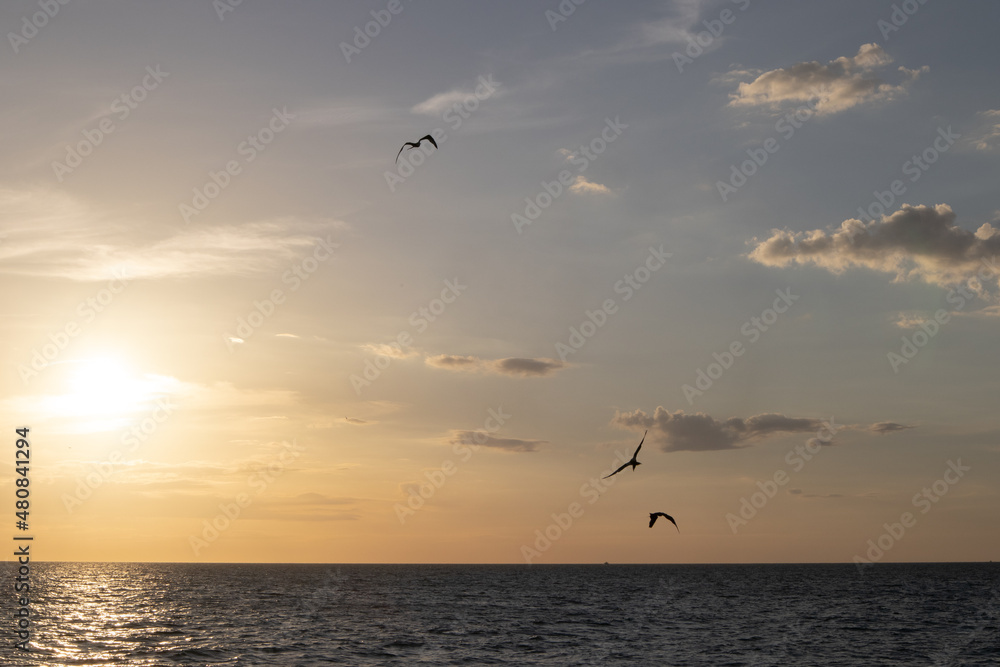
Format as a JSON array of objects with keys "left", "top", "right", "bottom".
[
  {"left": 33, "top": 357, "right": 180, "bottom": 433},
  {"left": 66, "top": 357, "right": 139, "bottom": 416}
]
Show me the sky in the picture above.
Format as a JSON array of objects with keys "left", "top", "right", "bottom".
[{"left": 1, "top": 0, "right": 998, "bottom": 564}]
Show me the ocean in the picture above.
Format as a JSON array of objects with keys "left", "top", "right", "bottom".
[{"left": 2, "top": 562, "right": 997, "bottom": 666}]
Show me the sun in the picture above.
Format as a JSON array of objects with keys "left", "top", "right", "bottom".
[
  {"left": 34, "top": 355, "right": 181, "bottom": 435},
  {"left": 69, "top": 358, "right": 131, "bottom": 395},
  {"left": 59, "top": 357, "right": 146, "bottom": 420}
]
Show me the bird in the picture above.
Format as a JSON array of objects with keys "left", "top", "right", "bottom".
[
  {"left": 603, "top": 430, "right": 646, "bottom": 479},
  {"left": 649, "top": 512, "right": 679, "bottom": 531},
  {"left": 395, "top": 134, "right": 438, "bottom": 163}
]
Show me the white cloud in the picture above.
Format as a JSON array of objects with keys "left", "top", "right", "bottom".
[
  {"left": 569, "top": 175, "right": 614, "bottom": 196},
  {"left": 972, "top": 109, "right": 1000, "bottom": 152},
  {"left": 411, "top": 76, "right": 503, "bottom": 116},
  {"left": 748, "top": 204, "right": 1000, "bottom": 292},
  {"left": 0, "top": 188, "right": 345, "bottom": 281},
  {"left": 894, "top": 313, "right": 928, "bottom": 329},
  {"left": 363, "top": 343, "right": 420, "bottom": 360},
  {"left": 728, "top": 44, "right": 926, "bottom": 115},
  {"left": 412, "top": 90, "right": 470, "bottom": 116}
]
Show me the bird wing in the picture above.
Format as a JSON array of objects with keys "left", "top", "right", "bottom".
[
  {"left": 603, "top": 461, "right": 630, "bottom": 479},
  {"left": 633, "top": 430, "right": 646, "bottom": 458},
  {"left": 420, "top": 134, "right": 438, "bottom": 149},
  {"left": 650, "top": 512, "right": 679, "bottom": 531},
  {"left": 395, "top": 145, "right": 407, "bottom": 163}
]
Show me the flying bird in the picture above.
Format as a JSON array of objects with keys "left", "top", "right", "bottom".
[
  {"left": 395, "top": 134, "right": 438, "bottom": 163},
  {"left": 603, "top": 430, "right": 646, "bottom": 479},
  {"left": 649, "top": 512, "right": 679, "bottom": 531}
]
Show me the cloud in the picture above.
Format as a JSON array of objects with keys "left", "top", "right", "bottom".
[
  {"left": 399, "top": 482, "right": 424, "bottom": 497},
  {"left": 612, "top": 407, "right": 832, "bottom": 452},
  {"left": 0, "top": 188, "right": 345, "bottom": 281},
  {"left": 287, "top": 492, "right": 356, "bottom": 506},
  {"left": 972, "top": 109, "right": 1000, "bottom": 152},
  {"left": 236, "top": 493, "right": 361, "bottom": 521},
  {"left": 527, "top": 0, "right": 724, "bottom": 66},
  {"left": 569, "top": 175, "right": 614, "bottom": 196},
  {"left": 426, "top": 354, "right": 480, "bottom": 369},
  {"left": 446, "top": 431, "right": 547, "bottom": 453},
  {"left": 343, "top": 417, "right": 369, "bottom": 425},
  {"left": 727, "top": 44, "right": 926, "bottom": 115},
  {"left": 295, "top": 100, "right": 395, "bottom": 128},
  {"left": 869, "top": 422, "right": 915, "bottom": 434},
  {"left": 411, "top": 76, "right": 503, "bottom": 116},
  {"left": 748, "top": 204, "right": 1000, "bottom": 291},
  {"left": 363, "top": 343, "right": 420, "bottom": 359},
  {"left": 894, "top": 313, "right": 928, "bottom": 329},
  {"left": 788, "top": 490, "right": 844, "bottom": 499},
  {"left": 631, "top": 0, "right": 724, "bottom": 51},
  {"left": 52, "top": 449, "right": 312, "bottom": 493},
  {"left": 425, "top": 354, "right": 566, "bottom": 377},
  {"left": 490, "top": 357, "right": 566, "bottom": 377},
  {"left": 412, "top": 90, "right": 470, "bottom": 116}
]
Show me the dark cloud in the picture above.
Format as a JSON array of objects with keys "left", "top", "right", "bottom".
[
  {"left": 490, "top": 357, "right": 565, "bottom": 376},
  {"left": 447, "top": 431, "right": 547, "bottom": 453},
  {"left": 869, "top": 422, "right": 915, "bottom": 434},
  {"left": 611, "top": 407, "right": 830, "bottom": 452},
  {"left": 789, "top": 491, "right": 845, "bottom": 499},
  {"left": 426, "top": 354, "right": 566, "bottom": 377},
  {"left": 613, "top": 408, "right": 915, "bottom": 453},
  {"left": 426, "top": 354, "right": 479, "bottom": 369}
]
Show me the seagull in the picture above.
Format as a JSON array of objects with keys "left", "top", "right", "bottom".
[
  {"left": 649, "top": 512, "right": 679, "bottom": 531},
  {"left": 603, "top": 430, "right": 646, "bottom": 479},
  {"left": 395, "top": 134, "right": 438, "bottom": 163}
]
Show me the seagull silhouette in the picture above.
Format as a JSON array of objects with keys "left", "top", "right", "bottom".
[
  {"left": 395, "top": 134, "right": 438, "bottom": 163},
  {"left": 603, "top": 430, "right": 646, "bottom": 479},
  {"left": 649, "top": 512, "right": 679, "bottom": 531}
]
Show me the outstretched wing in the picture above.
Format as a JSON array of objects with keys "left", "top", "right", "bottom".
[
  {"left": 633, "top": 430, "right": 647, "bottom": 458},
  {"left": 420, "top": 134, "right": 438, "bottom": 149},
  {"left": 395, "top": 144, "right": 408, "bottom": 164},
  {"left": 603, "top": 461, "right": 630, "bottom": 479},
  {"left": 650, "top": 512, "right": 679, "bottom": 531}
]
